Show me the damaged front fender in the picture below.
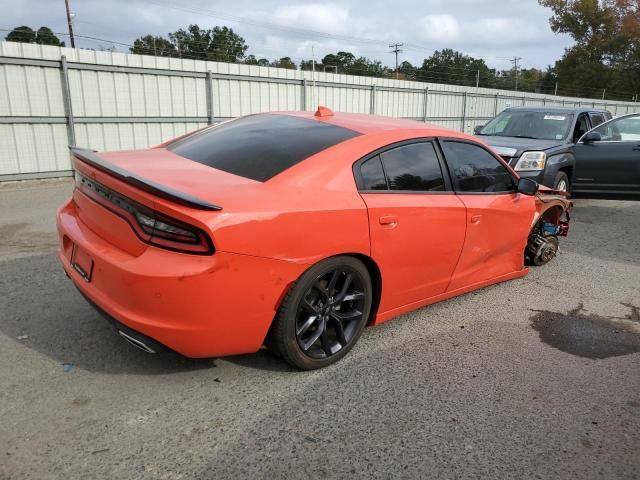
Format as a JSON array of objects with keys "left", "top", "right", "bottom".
[
  {"left": 526, "top": 186, "right": 572, "bottom": 266},
  {"left": 532, "top": 186, "right": 572, "bottom": 236}
]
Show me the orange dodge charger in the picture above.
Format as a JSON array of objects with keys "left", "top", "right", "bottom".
[{"left": 57, "top": 108, "right": 571, "bottom": 370}]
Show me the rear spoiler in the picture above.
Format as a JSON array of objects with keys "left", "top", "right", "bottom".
[{"left": 69, "top": 147, "right": 222, "bottom": 211}]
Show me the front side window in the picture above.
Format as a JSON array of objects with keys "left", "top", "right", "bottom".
[
  {"left": 479, "top": 111, "right": 574, "bottom": 141},
  {"left": 441, "top": 141, "right": 515, "bottom": 193},
  {"left": 589, "top": 114, "right": 640, "bottom": 142},
  {"left": 379, "top": 142, "right": 446, "bottom": 191}
]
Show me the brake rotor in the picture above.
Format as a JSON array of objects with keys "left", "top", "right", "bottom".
[{"left": 533, "top": 236, "right": 559, "bottom": 266}]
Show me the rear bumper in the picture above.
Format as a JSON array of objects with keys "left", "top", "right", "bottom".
[
  {"left": 77, "top": 287, "right": 172, "bottom": 354},
  {"left": 57, "top": 199, "right": 305, "bottom": 358}
]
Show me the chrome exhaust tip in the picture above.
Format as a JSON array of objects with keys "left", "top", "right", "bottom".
[{"left": 118, "top": 330, "right": 157, "bottom": 354}]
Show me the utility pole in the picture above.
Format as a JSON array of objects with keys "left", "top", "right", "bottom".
[
  {"left": 64, "top": 0, "right": 75, "bottom": 48},
  {"left": 475, "top": 70, "right": 480, "bottom": 88},
  {"left": 602, "top": 88, "right": 606, "bottom": 100},
  {"left": 311, "top": 45, "right": 317, "bottom": 110},
  {"left": 554, "top": 82, "right": 558, "bottom": 96},
  {"left": 510, "top": 56, "right": 522, "bottom": 91},
  {"left": 389, "top": 42, "right": 403, "bottom": 80}
]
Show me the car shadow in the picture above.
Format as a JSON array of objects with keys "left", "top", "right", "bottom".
[{"left": 0, "top": 252, "right": 327, "bottom": 375}]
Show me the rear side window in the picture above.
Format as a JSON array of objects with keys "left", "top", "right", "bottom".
[
  {"left": 167, "top": 114, "right": 360, "bottom": 182},
  {"left": 379, "top": 142, "right": 445, "bottom": 191},
  {"left": 360, "top": 156, "right": 388, "bottom": 190},
  {"left": 441, "top": 141, "right": 515, "bottom": 193}
]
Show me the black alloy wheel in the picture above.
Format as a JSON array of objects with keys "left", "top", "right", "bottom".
[{"left": 269, "top": 256, "right": 372, "bottom": 370}]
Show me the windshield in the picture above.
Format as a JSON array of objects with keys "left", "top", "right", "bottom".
[{"left": 479, "top": 111, "right": 574, "bottom": 141}]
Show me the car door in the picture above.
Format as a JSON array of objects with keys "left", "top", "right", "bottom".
[
  {"left": 356, "top": 140, "right": 467, "bottom": 313},
  {"left": 573, "top": 114, "right": 640, "bottom": 194},
  {"left": 439, "top": 139, "right": 536, "bottom": 292}
]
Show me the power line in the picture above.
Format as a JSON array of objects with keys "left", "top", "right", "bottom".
[{"left": 389, "top": 42, "right": 403, "bottom": 80}]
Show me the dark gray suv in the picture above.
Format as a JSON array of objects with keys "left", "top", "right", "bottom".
[{"left": 474, "top": 107, "right": 612, "bottom": 192}]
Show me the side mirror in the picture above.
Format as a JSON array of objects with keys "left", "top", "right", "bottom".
[
  {"left": 473, "top": 125, "right": 484, "bottom": 135},
  {"left": 517, "top": 177, "right": 538, "bottom": 196},
  {"left": 582, "top": 131, "right": 601, "bottom": 143}
]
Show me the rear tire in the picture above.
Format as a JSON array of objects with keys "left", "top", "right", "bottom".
[
  {"left": 553, "top": 171, "right": 570, "bottom": 193},
  {"left": 270, "top": 256, "right": 372, "bottom": 370}
]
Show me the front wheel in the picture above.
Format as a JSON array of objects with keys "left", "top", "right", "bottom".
[
  {"left": 269, "top": 256, "right": 372, "bottom": 370},
  {"left": 553, "top": 171, "right": 570, "bottom": 193}
]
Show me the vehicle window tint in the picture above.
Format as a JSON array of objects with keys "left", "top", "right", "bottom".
[
  {"left": 441, "top": 141, "right": 515, "bottom": 193},
  {"left": 380, "top": 142, "right": 445, "bottom": 191},
  {"left": 591, "top": 114, "right": 640, "bottom": 141},
  {"left": 590, "top": 113, "right": 605, "bottom": 127},
  {"left": 360, "top": 156, "right": 387, "bottom": 190},
  {"left": 167, "top": 114, "right": 360, "bottom": 182}
]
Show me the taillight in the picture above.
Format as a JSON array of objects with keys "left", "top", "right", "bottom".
[{"left": 75, "top": 171, "right": 214, "bottom": 255}]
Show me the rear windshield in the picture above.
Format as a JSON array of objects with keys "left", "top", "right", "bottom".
[
  {"left": 478, "top": 111, "right": 574, "bottom": 141},
  {"left": 167, "top": 114, "right": 361, "bottom": 182}
]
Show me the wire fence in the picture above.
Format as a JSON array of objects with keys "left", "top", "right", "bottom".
[{"left": 0, "top": 41, "right": 638, "bottom": 180}]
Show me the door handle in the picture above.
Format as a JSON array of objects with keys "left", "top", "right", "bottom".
[
  {"left": 471, "top": 214, "right": 482, "bottom": 224},
  {"left": 379, "top": 215, "right": 398, "bottom": 226},
  {"left": 632, "top": 145, "right": 640, "bottom": 151}
]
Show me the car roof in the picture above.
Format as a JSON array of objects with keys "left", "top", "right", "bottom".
[
  {"left": 504, "top": 106, "right": 609, "bottom": 114},
  {"left": 276, "top": 110, "right": 474, "bottom": 138}
]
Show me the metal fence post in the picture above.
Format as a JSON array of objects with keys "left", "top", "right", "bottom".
[
  {"left": 493, "top": 93, "right": 499, "bottom": 116},
  {"left": 60, "top": 55, "right": 76, "bottom": 146},
  {"left": 422, "top": 87, "right": 429, "bottom": 122},
  {"left": 301, "top": 79, "right": 307, "bottom": 111},
  {"left": 206, "top": 70, "right": 214, "bottom": 125},
  {"left": 370, "top": 85, "right": 376, "bottom": 114},
  {"left": 461, "top": 91, "right": 467, "bottom": 133}
]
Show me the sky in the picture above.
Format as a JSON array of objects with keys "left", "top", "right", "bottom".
[{"left": 0, "top": 0, "right": 574, "bottom": 71}]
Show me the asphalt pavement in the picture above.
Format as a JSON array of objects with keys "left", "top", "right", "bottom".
[{"left": 0, "top": 179, "right": 639, "bottom": 480}]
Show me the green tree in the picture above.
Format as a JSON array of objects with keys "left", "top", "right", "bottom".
[
  {"left": 6, "top": 26, "right": 36, "bottom": 43},
  {"left": 245, "top": 54, "right": 268, "bottom": 66},
  {"left": 6, "top": 26, "right": 64, "bottom": 46},
  {"left": 317, "top": 51, "right": 389, "bottom": 77},
  {"left": 398, "top": 61, "right": 417, "bottom": 80},
  {"left": 539, "top": 0, "right": 640, "bottom": 99},
  {"left": 169, "top": 24, "right": 212, "bottom": 60},
  {"left": 270, "top": 56, "right": 297, "bottom": 69},
  {"left": 208, "top": 26, "right": 248, "bottom": 62},
  {"left": 321, "top": 51, "right": 356, "bottom": 73},
  {"left": 132, "top": 25, "right": 248, "bottom": 62},
  {"left": 417, "top": 49, "right": 494, "bottom": 87},
  {"left": 300, "top": 59, "right": 323, "bottom": 71},
  {"left": 35, "top": 27, "right": 64, "bottom": 46},
  {"left": 130, "top": 35, "right": 176, "bottom": 56},
  {"left": 351, "top": 57, "right": 389, "bottom": 77}
]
